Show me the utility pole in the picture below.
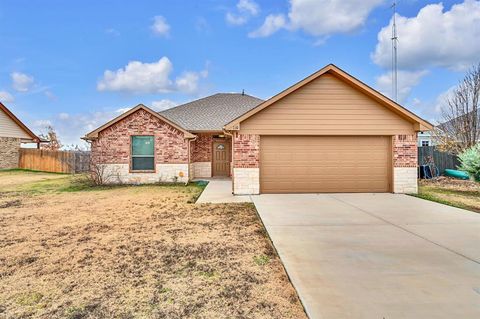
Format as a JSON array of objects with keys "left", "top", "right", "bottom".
[{"left": 391, "top": 0, "right": 398, "bottom": 102}]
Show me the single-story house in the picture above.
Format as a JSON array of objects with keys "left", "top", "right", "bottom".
[
  {"left": 84, "top": 64, "right": 432, "bottom": 194},
  {"left": 0, "top": 102, "right": 42, "bottom": 170}
]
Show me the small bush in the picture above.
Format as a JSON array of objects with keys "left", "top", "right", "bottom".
[{"left": 459, "top": 144, "right": 480, "bottom": 181}]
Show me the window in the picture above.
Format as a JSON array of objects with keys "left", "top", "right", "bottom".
[
  {"left": 421, "top": 140, "right": 430, "bottom": 147},
  {"left": 131, "top": 136, "right": 154, "bottom": 171}
]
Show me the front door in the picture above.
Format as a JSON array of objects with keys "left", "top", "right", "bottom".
[{"left": 213, "top": 141, "right": 230, "bottom": 176}]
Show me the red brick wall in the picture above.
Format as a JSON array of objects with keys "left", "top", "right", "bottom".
[
  {"left": 233, "top": 133, "right": 259, "bottom": 168},
  {"left": 91, "top": 109, "right": 189, "bottom": 165},
  {"left": 191, "top": 133, "right": 212, "bottom": 162},
  {"left": 393, "top": 134, "right": 417, "bottom": 167}
]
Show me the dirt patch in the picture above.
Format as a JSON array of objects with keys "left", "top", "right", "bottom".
[
  {"left": 419, "top": 176, "right": 480, "bottom": 191},
  {"left": 0, "top": 174, "right": 306, "bottom": 318}
]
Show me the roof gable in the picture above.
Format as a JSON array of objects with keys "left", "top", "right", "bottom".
[
  {"left": 0, "top": 102, "right": 40, "bottom": 142},
  {"left": 225, "top": 64, "right": 433, "bottom": 132},
  {"left": 84, "top": 104, "right": 195, "bottom": 139}
]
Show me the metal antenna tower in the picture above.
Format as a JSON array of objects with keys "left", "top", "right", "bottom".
[{"left": 391, "top": 0, "right": 398, "bottom": 102}]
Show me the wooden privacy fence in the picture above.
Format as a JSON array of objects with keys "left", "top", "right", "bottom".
[
  {"left": 418, "top": 146, "right": 460, "bottom": 174},
  {"left": 19, "top": 149, "right": 90, "bottom": 173}
]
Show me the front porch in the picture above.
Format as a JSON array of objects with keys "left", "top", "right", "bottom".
[{"left": 190, "top": 133, "right": 232, "bottom": 179}]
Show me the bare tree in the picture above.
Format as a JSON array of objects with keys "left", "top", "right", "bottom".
[
  {"left": 84, "top": 139, "right": 121, "bottom": 186},
  {"left": 434, "top": 63, "right": 480, "bottom": 154},
  {"left": 39, "top": 125, "right": 63, "bottom": 150}
]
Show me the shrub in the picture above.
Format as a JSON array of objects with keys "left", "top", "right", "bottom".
[{"left": 458, "top": 144, "right": 480, "bottom": 181}]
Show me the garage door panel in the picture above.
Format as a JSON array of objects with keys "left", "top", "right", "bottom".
[{"left": 260, "top": 136, "right": 391, "bottom": 193}]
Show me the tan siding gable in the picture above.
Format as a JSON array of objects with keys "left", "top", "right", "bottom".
[
  {"left": 0, "top": 107, "right": 31, "bottom": 139},
  {"left": 239, "top": 74, "right": 415, "bottom": 135}
]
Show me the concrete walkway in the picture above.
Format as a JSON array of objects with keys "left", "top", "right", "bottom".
[
  {"left": 253, "top": 193, "right": 480, "bottom": 319},
  {"left": 196, "top": 179, "right": 252, "bottom": 203}
]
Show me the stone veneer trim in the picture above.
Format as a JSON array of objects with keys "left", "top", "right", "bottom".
[
  {"left": 233, "top": 167, "right": 259, "bottom": 195},
  {"left": 0, "top": 137, "right": 20, "bottom": 169},
  {"left": 191, "top": 161, "right": 212, "bottom": 179},
  {"left": 393, "top": 167, "right": 418, "bottom": 194},
  {"left": 100, "top": 163, "right": 189, "bottom": 184}
]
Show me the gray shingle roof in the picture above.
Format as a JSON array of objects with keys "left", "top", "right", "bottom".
[{"left": 159, "top": 93, "right": 264, "bottom": 131}]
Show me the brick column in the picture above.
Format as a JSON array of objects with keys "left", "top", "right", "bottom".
[
  {"left": 232, "top": 133, "right": 260, "bottom": 195},
  {"left": 393, "top": 134, "right": 418, "bottom": 194}
]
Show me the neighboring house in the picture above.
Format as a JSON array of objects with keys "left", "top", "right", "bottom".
[
  {"left": 85, "top": 64, "right": 432, "bottom": 194},
  {"left": 418, "top": 131, "right": 434, "bottom": 147},
  {"left": 0, "top": 102, "right": 42, "bottom": 169}
]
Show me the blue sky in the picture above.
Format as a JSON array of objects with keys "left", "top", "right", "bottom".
[{"left": 1, "top": 0, "right": 479, "bottom": 146}]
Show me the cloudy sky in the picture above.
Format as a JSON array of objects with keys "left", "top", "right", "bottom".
[{"left": 1, "top": 0, "right": 479, "bottom": 146}]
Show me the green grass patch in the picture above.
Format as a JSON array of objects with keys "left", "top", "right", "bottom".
[
  {"left": 12, "top": 175, "right": 95, "bottom": 194},
  {"left": 0, "top": 168, "right": 67, "bottom": 175},
  {"left": 253, "top": 255, "right": 270, "bottom": 266},
  {"left": 9, "top": 174, "right": 205, "bottom": 196},
  {"left": 410, "top": 184, "right": 480, "bottom": 213},
  {"left": 187, "top": 180, "right": 208, "bottom": 203},
  {"left": 15, "top": 291, "right": 44, "bottom": 307},
  {"left": 410, "top": 192, "right": 473, "bottom": 211}
]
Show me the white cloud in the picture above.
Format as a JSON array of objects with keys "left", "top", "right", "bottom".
[
  {"left": 114, "top": 99, "right": 177, "bottom": 114},
  {"left": 433, "top": 86, "right": 457, "bottom": 114},
  {"left": 372, "top": 1, "right": 480, "bottom": 71},
  {"left": 175, "top": 70, "right": 208, "bottom": 94},
  {"left": 48, "top": 110, "right": 126, "bottom": 146},
  {"left": 226, "top": 12, "right": 248, "bottom": 26},
  {"left": 97, "top": 57, "right": 208, "bottom": 94},
  {"left": 97, "top": 57, "right": 173, "bottom": 93},
  {"left": 105, "top": 28, "right": 120, "bottom": 37},
  {"left": 58, "top": 112, "right": 70, "bottom": 120},
  {"left": 288, "top": 0, "right": 383, "bottom": 36},
  {"left": 33, "top": 119, "right": 52, "bottom": 128},
  {"left": 249, "top": 14, "right": 286, "bottom": 38},
  {"left": 11, "top": 72, "right": 34, "bottom": 92},
  {"left": 115, "top": 107, "right": 131, "bottom": 114},
  {"left": 44, "top": 90, "right": 57, "bottom": 101},
  {"left": 151, "top": 16, "right": 170, "bottom": 37},
  {"left": 250, "top": 0, "right": 383, "bottom": 38},
  {"left": 375, "top": 69, "right": 428, "bottom": 103},
  {"left": 151, "top": 99, "right": 178, "bottom": 111},
  {"left": 226, "top": 0, "right": 260, "bottom": 26},
  {"left": 98, "top": 58, "right": 173, "bottom": 93},
  {"left": 0, "top": 90, "right": 14, "bottom": 103},
  {"left": 238, "top": 0, "right": 260, "bottom": 15}
]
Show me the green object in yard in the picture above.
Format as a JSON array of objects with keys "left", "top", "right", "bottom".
[
  {"left": 195, "top": 180, "right": 209, "bottom": 187},
  {"left": 444, "top": 169, "right": 469, "bottom": 180}
]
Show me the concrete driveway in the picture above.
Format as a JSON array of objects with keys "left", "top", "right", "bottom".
[{"left": 252, "top": 193, "right": 480, "bottom": 319}]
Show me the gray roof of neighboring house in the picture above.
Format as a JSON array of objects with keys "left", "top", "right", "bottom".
[{"left": 159, "top": 93, "right": 264, "bottom": 131}]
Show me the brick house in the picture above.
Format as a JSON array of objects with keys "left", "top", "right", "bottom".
[
  {"left": 0, "top": 102, "right": 41, "bottom": 170},
  {"left": 84, "top": 64, "right": 432, "bottom": 194}
]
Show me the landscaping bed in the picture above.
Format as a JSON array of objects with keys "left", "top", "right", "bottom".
[
  {"left": 415, "top": 176, "right": 480, "bottom": 213},
  {"left": 0, "top": 171, "right": 306, "bottom": 318}
]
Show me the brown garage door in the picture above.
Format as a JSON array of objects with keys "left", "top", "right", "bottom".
[{"left": 260, "top": 136, "right": 391, "bottom": 193}]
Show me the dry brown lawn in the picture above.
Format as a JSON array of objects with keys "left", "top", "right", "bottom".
[{"left": 0, "top": 170, "right": 306, "bottom": 319}]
